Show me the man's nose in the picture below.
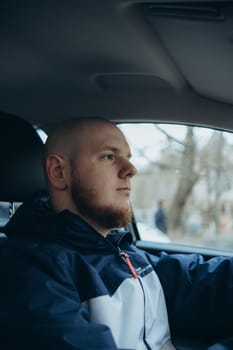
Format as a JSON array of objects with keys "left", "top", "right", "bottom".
[{"left": 119, "top": 159, "right": 137, "bottom": 178}]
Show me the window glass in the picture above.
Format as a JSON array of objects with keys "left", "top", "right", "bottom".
[
  {"left": 37, "top": 128, "right": 47, "bottom": 143},
  {"left": 0, "top": 202, "right": 22, "bottom": 229},
  {"left": 119, "top": 123, "right": 233, "bottom": 251},
  {"left": 0, "top": 202, "right": 10, "bottom": 227}
]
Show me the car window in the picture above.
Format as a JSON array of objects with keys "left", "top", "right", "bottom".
[
  {"left": 0, "top": 202, "right": 22, "bottom": 229},
  {"left": 119, "top": 123, "right": 233, "bottom": 251},
  {"left": 0, "top": 202, "right": 10, "bottom": 227}
]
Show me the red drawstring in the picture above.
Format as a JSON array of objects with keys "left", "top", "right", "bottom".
[{"left": 119, "top": 250, "right": 138, "bottom": 279}]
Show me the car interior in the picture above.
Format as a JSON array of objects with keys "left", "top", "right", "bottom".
[{"left": 1, "top": 0, "right": 233, "bottom": 349}]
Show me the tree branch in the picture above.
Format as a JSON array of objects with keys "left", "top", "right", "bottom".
[{"left": 155, "top": 125, "right": 186, "bottom": 146}]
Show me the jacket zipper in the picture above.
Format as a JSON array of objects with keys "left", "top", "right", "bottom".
[
  {"left": 118, "top": 247, "right": 138, "bottom": 279},
  {"left": 138, "top": 278, "right": 153, "bottom": 350},
  {"left": 118, "top": 247, "right": 152, "bottom": 349}
]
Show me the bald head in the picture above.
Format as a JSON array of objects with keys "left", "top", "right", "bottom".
[{"left": 44, "top": 117, "right": 114, "bottom": 162}]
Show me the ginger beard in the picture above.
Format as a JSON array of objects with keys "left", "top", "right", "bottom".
[{"left": 70, "top": 172, "right": 132, "bottom": 231}]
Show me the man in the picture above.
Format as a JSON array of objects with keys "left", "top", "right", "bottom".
[
  {"left": 155, "top": 200, "right": 168, "bottom": 234},
  {"left": 0, "top": 118, "right": 233, "bottom": 349}
]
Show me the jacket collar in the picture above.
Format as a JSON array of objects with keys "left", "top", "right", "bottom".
[{"left": 56, "top": 210, "right": 133, "bottom": 252}]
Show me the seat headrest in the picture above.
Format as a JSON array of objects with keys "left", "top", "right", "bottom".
[{"left": 0, "top": 112, "right": 46, "bottom": 202}]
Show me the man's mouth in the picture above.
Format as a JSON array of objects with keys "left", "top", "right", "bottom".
[{"left": 116, "top": 187, "right": 131, "bottom": 194}]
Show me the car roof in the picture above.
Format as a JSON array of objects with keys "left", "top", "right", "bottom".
[{"left": 1, "top": 0, "right": 233, "bottom": 130}]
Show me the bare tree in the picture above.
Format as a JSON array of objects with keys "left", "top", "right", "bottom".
[
  {"left": 167, "top": 127, "right": 199, "bottom": 230},
  {"left": 202, "top": 132, "right": 226, "bottom": 233},
  {"left": 130, "top": 124, "right": 231, "bottom": 237}
]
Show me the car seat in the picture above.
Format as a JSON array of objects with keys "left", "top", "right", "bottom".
[{"left": 0, "top": 111, "right": 46, "bottom": 238}]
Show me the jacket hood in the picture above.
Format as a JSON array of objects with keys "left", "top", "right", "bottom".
[{"left": 3, "top": 191, "right": 133, "bottom": 252}]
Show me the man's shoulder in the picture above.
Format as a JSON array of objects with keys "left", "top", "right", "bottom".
[{"left": 0, "top": 236, "right": 78, "bottom": 265}]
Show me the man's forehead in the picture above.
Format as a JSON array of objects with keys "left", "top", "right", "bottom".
[
  {"left": 93, "top": 128, "right": 130, "bottom": 150},
  {"left": 81, "top": 123, "right": 127, "bottom": 144},
  {"left": 71, "top": 121, "right": 130, "bottom": 156}
]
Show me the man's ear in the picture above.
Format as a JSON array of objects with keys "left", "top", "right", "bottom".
[{"left": 46, "top": 155, "right": 68, "bottom": 190}]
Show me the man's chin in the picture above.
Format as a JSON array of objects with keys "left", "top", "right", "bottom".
[
  {"left": 102, "top": 208, "right": 131, "bottom": 228},
  {"left": 77, "top": 204, "right": 132, "bottom": 229}
]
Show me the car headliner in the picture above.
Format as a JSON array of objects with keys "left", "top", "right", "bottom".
[{"left": 1, "top": 0, "right": 233, "bottom": 131}]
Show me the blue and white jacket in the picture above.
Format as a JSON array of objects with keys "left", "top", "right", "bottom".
[{"left": 1, "top": 193, "right": 233, "bottom": 349}]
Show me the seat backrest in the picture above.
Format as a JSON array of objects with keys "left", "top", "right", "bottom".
[{"left": 0, "top": 111, "right": 46, "bottom": 203}]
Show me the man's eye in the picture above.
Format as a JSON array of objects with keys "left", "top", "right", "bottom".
[{"left": 103, "top": 154, "right": 115, "bottom": 161}]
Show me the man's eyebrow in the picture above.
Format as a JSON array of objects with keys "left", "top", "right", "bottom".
[{"left": 100, "top": 145, "right": 132, "bottom": 158}]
